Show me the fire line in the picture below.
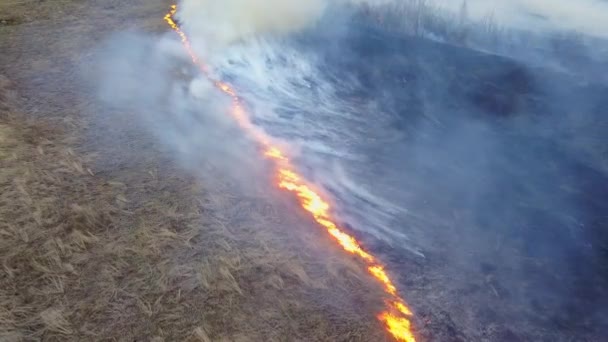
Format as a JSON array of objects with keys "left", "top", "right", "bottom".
[{"left": 164, "top": 5, "right": 416, "bottom": 342}]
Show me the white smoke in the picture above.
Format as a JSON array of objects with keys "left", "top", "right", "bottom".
[
  {"left": 176, "top": 0, "right": 327, "bottom": 56},
  {"left": 177, "top": 0, "right": 608, "bottom": 60}
]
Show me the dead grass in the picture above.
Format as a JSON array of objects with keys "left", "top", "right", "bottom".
[
  {"left": 0, "top": 1, "right": 391, "bottom": 341},
  {"left": 0, "top": 81, "right": 388, "bottom": 340}
]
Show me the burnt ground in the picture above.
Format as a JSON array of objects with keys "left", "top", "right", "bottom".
[
  {"left": 0, "top": 1, "right": 396, "bottom": 341},
  {"left": 302, "top": 22, "right": 608, "bottom": 341}
]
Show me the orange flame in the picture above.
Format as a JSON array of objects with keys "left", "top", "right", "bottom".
[
  {"left": 369, "top": 265, "right": 397, "bottom": 295},
  {"left": 380, "top": 312, "right": 417, "bottom": 342},
  {"left": 394, "top": 300, "right": 414, "bottom": 316},
  {"left": 265, "top": 147, "right": 288, "bottom": 161},
  {"left": 164, "top": 5, "right": 201, "bottom": 66},
  {"left": 165, "top": 6, "right": 417, "bottom": 341}
]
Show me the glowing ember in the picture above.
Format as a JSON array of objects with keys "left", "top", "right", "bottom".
[{"left": 165, "top": 6, "right": 417, "bottom": 341}]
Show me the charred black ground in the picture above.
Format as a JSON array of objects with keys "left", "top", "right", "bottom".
[{"left": 276, "top": 14, "right": 608, "bottom": 341}]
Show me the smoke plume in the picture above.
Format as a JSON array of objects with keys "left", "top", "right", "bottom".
[{"left": 177, "top": 0, "right": 327, "bottom": 56}]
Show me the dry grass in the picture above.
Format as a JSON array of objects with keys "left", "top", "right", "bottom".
[{"left": 0, "top": 1, "right": 391, "bottom": 341}]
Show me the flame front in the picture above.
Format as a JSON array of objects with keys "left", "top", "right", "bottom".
[{"left": 164, "top": 6, "right": 416, "bottom": 341}]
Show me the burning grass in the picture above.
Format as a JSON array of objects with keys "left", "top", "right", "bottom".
[{"left": 0, "top": 1, "right": 393, "bottom": 340}]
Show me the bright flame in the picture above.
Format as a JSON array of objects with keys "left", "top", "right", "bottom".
[
  {"left": 394, "top": 300, "right": 413, "bottom": 316},
  {"left": 165, "top": 6, "right": 416, "bottom": 341},
  {"left": 265, "top": 147, "right": 288, "bottom": 161},
  {"left": 164, "top": 5, "right": 201, "bottom": 66},
  {"left": 380, "top": 312, "right": 417, "bottom": 342},
  {"left": 369, "top": 265, "right": 397, "bottom": 295}
]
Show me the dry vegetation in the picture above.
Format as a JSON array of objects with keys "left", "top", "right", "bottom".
[{"left": 0, "top": 0, "right": 391, "bottom": 340}]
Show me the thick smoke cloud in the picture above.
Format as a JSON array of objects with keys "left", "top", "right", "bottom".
[{"left": 177, "top": 0, "right": 327, "bottom": 56}]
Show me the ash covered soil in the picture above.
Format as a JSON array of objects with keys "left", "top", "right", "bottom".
[{"left": 294, "top": 19, "right": 608, "bottom": 341}]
